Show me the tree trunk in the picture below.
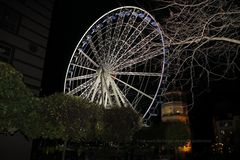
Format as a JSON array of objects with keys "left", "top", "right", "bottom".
[{"left": 62, "top": 140, "right": 67, "bottom": 160}]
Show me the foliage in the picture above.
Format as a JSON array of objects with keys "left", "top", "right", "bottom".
[
  {"left": 0, "top": 62, "right": 32, "bottom": 99},
  {"left": 0, "top": 62, "right": 34, "bottom": 134},
  {"left": 11, "top": 97, "right": 42, "bottom": 138},
  {"left": 39, "top": 93, "right": 103, "bottom": 141},
  {"left": 102, "top": 107, "right": 142, "bottom": 143}
]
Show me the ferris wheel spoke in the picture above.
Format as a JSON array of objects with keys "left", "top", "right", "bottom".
[
  {"left": 80, "top": 84, "right": 93, "bottom": 100},
  {"left": 108, "top": 10, "right": 125, "bottom": 59},
  {"left": 110, "top": 10, "right": 138, "bottom": 62},
  {"left": 106, "top": 76, "right": 121, "bottom": 107},
  {"left": 101, "top": 76, "right": 113, "bottom": 108},
  {"left": 108, "top": 76, "right": 125, "bottom": 107},
  {"left": 67, "top": 78, "right": 95, "bottom": 95},
  {"left": 103, "top": 16, "right": 114, "bottom": 43},
  {"left": 127, "top": 29, "right": 160, "bottom": 55},
  {"left": 71, "top": 63, "right": 96, "bottom": 72},
  {"left": 66, "top": 73, "right": 97, "bottom": 81},
  {"left": 88, "top": 38, "right": 102, "bottom": 64},
  {"left": 112, "top": 9, "right": 125, "bottom": 40},
  {"left": 104, "top": 19, "right": 113, "bottom": 42},
  {"left": 115, "top": 49, "right": 164, "bottom": 71},
  {"left": 103, "top": 81, "right": 109, "bottom": 107},
  {"left": 108, "top": 76, "right": 132, "bottom": 107},
  {"left": 78, "top": 48, "right": 99, "bottom": 67},
  {"left": 114, "top": 71, "right": 162, "bottom": 77},
  {"left": 119, "top": 10, "right": 138, "bottom": 41},
  {"left": 124, "top": 14, "right": 152, "bottom": 45},
  {"left": 89, "top": 75, "right": 101, "bottom": 102},
  {"left": 113, "top": 77, "right": 154, "bottom": 100},
  {"left": 112, "top": 30, "right": 160, "bottom": 68},
  {"left": 95, "top": 24, "right": 109, "bottom": 60},
  {"left": 132, "top": 94, "right": 143, "bottom": 109},
  {"left": 110, "top": 15, "right": 152, "bottom": 65},
  {"left": 104, "top": 20, "right": 113, "bottom": 62},
  {"left": 96, "top": 24, "right": 104, "bottom": 48}
]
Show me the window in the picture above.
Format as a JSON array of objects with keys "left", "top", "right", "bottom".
[
  {"left": 162, "top": 106, "right": 173, "bottom": 116},
  {"left": 220, "top": 130, "right": 225, "bottom": 135},
  {"left": 174, "top": 105, "right": 183, "bottom": 114},
  {"left": 0, "top": 42, "right": 14, "bottom": 63},
  {"left": 0, "top": 4, "right": 21, "bottom": 33}
]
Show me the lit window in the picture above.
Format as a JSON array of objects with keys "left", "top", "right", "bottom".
[{"left": 220, "top": 130, "right": 225, "bottom": 135}]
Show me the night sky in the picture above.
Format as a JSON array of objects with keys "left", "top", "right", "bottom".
[{"left": 41, "top": 0, "right": 240, "bottom": 145}]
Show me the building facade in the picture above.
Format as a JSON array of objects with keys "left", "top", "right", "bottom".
[
  {"left": 0, "top": 0, "right": 54, "bottom": 95},
  {"left": 212, "top": 114, "right": 240, "bottom": 154}
]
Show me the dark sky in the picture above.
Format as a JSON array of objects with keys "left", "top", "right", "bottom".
[{"left": 41, "top": 0, "right": 240, "bottom": 143}]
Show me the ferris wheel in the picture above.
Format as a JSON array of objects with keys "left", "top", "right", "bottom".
[{"left": 64, "top": 6, "right": 166, "bottom": 119}]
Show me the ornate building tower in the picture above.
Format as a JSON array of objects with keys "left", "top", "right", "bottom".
[
  {"left": 161, "top": 90, "right": 192, "bottom": 154},
  {"left": 161, "top": 91, "right": 189, "bottom": 124}
]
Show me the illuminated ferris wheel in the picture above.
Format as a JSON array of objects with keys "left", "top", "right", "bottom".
[{"left": 64, "top": 6, "right": 166, "bottom": 119}]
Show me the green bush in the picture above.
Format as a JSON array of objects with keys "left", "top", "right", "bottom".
[
  {"left": 102, "top": 107, "right": 142, "bottom": 143},
  {"left": 39, "top": 93, "right": 103, "bottom": 141},
  {"left": 0, "top": 62, "right": 34, "bottom": 134}
]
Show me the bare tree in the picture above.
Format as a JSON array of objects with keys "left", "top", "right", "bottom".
[{"left": 151, "top": 0, "right": 240, "bottom": 108}]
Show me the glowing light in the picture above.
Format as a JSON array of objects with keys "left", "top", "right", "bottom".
[{"left": 178, "top": 140, "right": 192, "bottom": 153}]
